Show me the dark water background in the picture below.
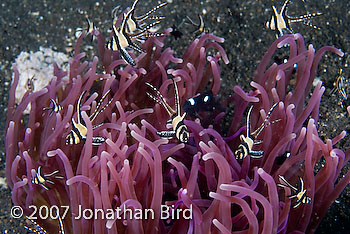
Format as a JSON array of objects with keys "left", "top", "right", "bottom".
[{"left": 0, "top": 0, "right": 349, "bottom": 233}]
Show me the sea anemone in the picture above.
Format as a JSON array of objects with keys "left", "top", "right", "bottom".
[
  {"left": 5, "top": 19, "right": 349, "bottom": 233},
  {"left": 12, "top": 47, "right": 69, "bottom": 114}
]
